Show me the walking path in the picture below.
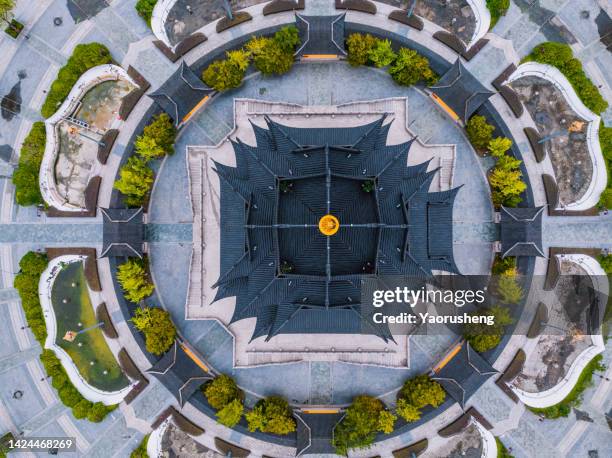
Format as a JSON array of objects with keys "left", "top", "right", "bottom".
[{"left": 543, "top": 214, "right": 612, "bottom": 249}]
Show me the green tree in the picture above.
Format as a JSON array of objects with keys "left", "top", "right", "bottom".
[
  {"left": 217, "top": 398, "right": 244, "bottom": 427},
  {"left": 389, "top": 48, "right": 437, "bottom": 86},
  {"left": 368, "top": 39, "right": 396, "bottom": 68},
  {"left": 117, "top": 258, "right": 154, "bottom": 303},
  {"left": 488, "top": 137, "right": 512, "bottom": 158},
  {"left": 496, "top": 269, "right": 523, "bottom": 304},
  {"left": 0, "top": 0, "right": 15, "bottom": 25},
  {"left": 466, "top": 115, "right": 495, "bottom": 151},
  {"left": 12, "top": 122, "right": 46, "bottom": 207},
  {"left": 273, "top": 25, "right": 301, "bottom": 53},
  {"left": 245, "top": 396, "right": 296, "bottom": 435},
  {"left": 142, "top": 113, "right": 176, "bottom": 154},
  {"left": 202, "top": 50, "right": 250, "bottom": 91},
  {"left": 396, "top": 398, "right": 421, "bottom": 422},
  {"left": 135, "top": 0, "right": 156, "bottom": 26},
  {"left": 204, "top": 374, "right": 242, "bottom": 410},
  {"left": 397, "top": 375, "right": 446, "bottom": 410},
  {"left": 114, "top": 156, "right": 154, "bottom": 207},
  {"left": 246, "top": 36, "right": 294, "bottom": 76},
  {"left": 135, "top": 135, "right": 165, "bottom": 161},
  {"left": 333, "top": 395, "right": 394, "bottom": 455},
  {"left": 377, "top": 409, "right": 396, "bottom": 434},
  {"left": 131, "top": 307, "right": 176, "bottom": 355},
  {"left": 489, "top": 167, "right": 527, "bottom": 207},
  {"left": 345, "top": 33, "right": 377, "bottom": 66},
  {"left": 464, "top": 306, "right": 513, "bottom": 352}
]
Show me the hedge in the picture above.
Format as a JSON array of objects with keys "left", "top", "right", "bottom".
[
  {"left": 12, "top": 122, "right": 46, "bottom": 207},
  {"left": 41, "top": 43, "right": 113, "bottom": 118},
  {"left": 40, "top": 349, "right": 117, "bottom": 422},
  {"left": 524, "top": 42, "right": 608, "bottom": 115},
  {"left": 529, "top": 354, "right": 605, "bottom": 418},
  {"left": 14, "top": 251, "right": 49, "bottom": 345}
]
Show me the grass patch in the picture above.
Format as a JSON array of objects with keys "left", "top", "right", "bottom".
[
  {"left": 130, "top": 434, "right": 150, "bottom": 458},
  {"left": 486, "top": 0, "right": 510, "bottom": 28},
  {"left": 135, "top": 0, "right": 157, "bottom": 27},
  {"left": 41, "top": 43, "right": 113, "bottom": 118},
  {"left": 598, "top": 122, "right": 612, "bottom": 209},
  {"left": 51, "top": 261, "right": 128, "bottom": 391},
  {"left": 496, "top": 437, "right": 514, "bottom": 457},
  {"left": 529, "top": 354, "right": 606, "bottom": 419}
]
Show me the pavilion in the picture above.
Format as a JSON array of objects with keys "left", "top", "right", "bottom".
[
  {"left": 430, "top": 59, "right": 494, "bottom": 124},
  {"left": 146, "top": 342, "right": 213, "bottom": 407},
  {"left": 499, "top": 206, "right": 545, "bottom": 258},
  {"left": 432, "top": 341, "right": 498, "bottom": 409},
  {"left": 212, "top": 116, "right": 461, "bottom": 342},
  {"left": 295, "top": 13, "right": 346, "bottom": 58},
  {"left": 148, "top": 61, "right": 214, "bottom": 126},
  {"left": 100, "top": 207, "right": 144, "bottom": 258}
]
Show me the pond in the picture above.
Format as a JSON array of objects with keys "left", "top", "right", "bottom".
[{"left": 51, "top": 261, "right": 129, "bottom": 392}]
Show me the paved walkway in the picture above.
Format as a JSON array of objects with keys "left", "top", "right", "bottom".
[{"left": 543, "top": 214, "right": 612, "bottom": 249}]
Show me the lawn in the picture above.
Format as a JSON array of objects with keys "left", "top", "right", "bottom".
[{"left": 51, "top": 261, "right": 128, "bottom": 392}]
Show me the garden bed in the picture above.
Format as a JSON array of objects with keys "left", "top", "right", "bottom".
[
  {"left": 50, "top": 260, "right": 128, "bottom": 392},
  {"left": 4, "top": 19, "right": 24, "bottom": 38}
]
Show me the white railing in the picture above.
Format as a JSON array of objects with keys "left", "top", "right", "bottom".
[
  {"left": 465, "top": 0, "right": 491, "bottom": 48},
  {"left": 147, "top": 418, "right": 170, "bottom": 457},
  {"left": 474, "top": 418, "right": 497, "bottom": 458},
  {"left": 511, "top": 254, "right": 607, "bottom": 408},
  {"left": 151, "top": 0, "right": 178, "bottom": 49},
  {"left": 40, "top": 64, "right": 137, "bottom": 212},
  {"left": 507, "top": 62, "right": 607, "bottom": 211},
  {"left": 38, "top": 255, "right": 135, "bottom": 405}
]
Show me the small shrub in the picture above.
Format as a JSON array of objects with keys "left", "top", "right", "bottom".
[
  {"left": 202, "top": 50, "right": 249, "bottom": 91},
  {"left": 346, "top": 33, "right": 378, "bottom": 66},
  {"left": 464, "top": 305, "right": 513, "bottom": 352},
  {"left": 114, "top": 156, "right": 154, "bottom": 207},
  {"left": 116, "top": 258, "right": 154, "bottom": 303},
  {"left": 204, "top": 374, "right": 242, "bottom": 410},
  {"left": 396, "top": 398, "right": 421, "bottom": 422},
  {"left": 131, "top": 307, "right": 176, "bottom": 355},
  {"left": 72, "top": 399, "right": 94, "bottom": 419},
  {"left": 217, "top": 398, "right": 244, "bottom": 427},
  {"left": 496, "top": 269, "right": 523, "bottom": 304},
  {"left": 87, "top": 402, "right": 115, "bottom": 422},
  {"left": 466, "top": 115, "right": 495, "bottom": 151},
  {"left": 135, "top": 0, "right": 157, "bottom": 27},
  {"left": 5, "top": 18, "right": 23, "bottom": 38},
  {"left": 12, "top": 122, "right": 46, "bottom": 207},
  {"left": 397, "top": 374, "right": 446, "bottom": 410},
  {"left": 368, "top": 39, "right": 395, "bottom": 68},
  {"left": 41, "top": 43, "right": 112, "bottom": 118},
  {"left": 246, "top": 36, "right": 293, "bottom": 76},
  {"left": 135, "top": 113, "right": 177, "bottom": 160},
  {"left": 58, "top": 384, "right": 82, "bottom": 407},
  {"left": 245, "top": 396, "right": 296, "bottom": 435},
  {"left": 273, "top": 25, "right": 301, "bottom": 53}
]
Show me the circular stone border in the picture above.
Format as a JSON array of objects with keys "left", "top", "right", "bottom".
[{"left": 106, "top": 5, "right": 539, "bottom": 453}]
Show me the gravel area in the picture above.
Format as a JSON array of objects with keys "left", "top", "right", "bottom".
[{"left": 511, "top": 75, "right": 593, "bottom": 207}]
